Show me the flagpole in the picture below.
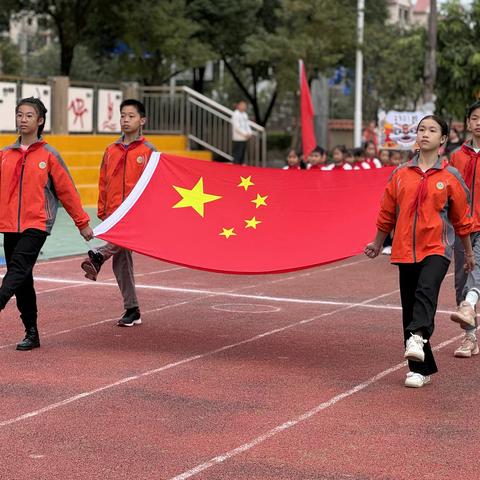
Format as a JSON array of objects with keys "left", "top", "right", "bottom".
[{"left": 354, "top": 0, "right": 365, "bottom": 148}]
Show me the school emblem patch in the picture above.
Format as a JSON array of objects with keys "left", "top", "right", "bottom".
[
  {"left": 136, "top": 156, "right": 144, "bottom": 164},
  {"left": 39, "top": 161, "right": 47, "bottom": 169},
  {"left": 436, "top": 181, "right": 445, "bottom": 190}
]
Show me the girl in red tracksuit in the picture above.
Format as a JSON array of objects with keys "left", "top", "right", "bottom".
[
  {"left": 0, "top": 97, "right": 93, "bottom": 350},
  {"left": 283, "top": 149, "right": 304, "bottom": 170},
  {"left": 365, "top": 115, "right": 474, "bottom": 388}
]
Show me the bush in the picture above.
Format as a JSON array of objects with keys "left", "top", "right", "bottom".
[{"left": 267, "top": 131, "right": 292, "bottom": 152}]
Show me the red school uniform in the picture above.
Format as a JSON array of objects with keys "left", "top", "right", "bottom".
[{"left": 376, "top": 156, "right": 472, "bottom": 264}]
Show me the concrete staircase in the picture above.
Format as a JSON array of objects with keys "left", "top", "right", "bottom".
[{"left": 0, "top": 134, "right": 211, "bottom": 206}]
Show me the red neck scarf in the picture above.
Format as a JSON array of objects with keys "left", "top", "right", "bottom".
[
  {"left": 460, "top": 143, "right": 480, "bottom": 189},
  {"left": 10, "top": 150, "right": 27, "bottom": 200},
  {"left": 409, "top": 166, "right": 440, "bottom": 216},
  {"left": 113, "top": 145, "right": 129, "bottom": 176},
  {"left": 9, "top": 140, "right": 44, "bottom": 200}
]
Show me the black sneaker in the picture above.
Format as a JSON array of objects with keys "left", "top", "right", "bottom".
[
  {"left": 81, "top": 250, "right": 104, "bottom": 281},
  {"left": 117, "top": 307, "right": 142, "bottom": 327}
]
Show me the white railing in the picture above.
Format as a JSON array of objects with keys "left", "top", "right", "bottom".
[
  {"left": 141, "top": 86, "right": 267, "bottom": 167},
  {"left": 184, "top": 87, "right": 266, "bottom": 167}
]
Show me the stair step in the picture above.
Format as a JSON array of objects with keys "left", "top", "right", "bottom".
[
  {"left": 0, "top": 134, "right": 188, "bottom": 151},
  {"left": 46, "top": 134, "right": 187, "bottom": 151},
  {"left": 0, "top": 134, "right": 212, "bottom": 206}
]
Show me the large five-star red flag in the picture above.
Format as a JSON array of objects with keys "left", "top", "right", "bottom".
[{"left": 93, "top": 153, "right": 392, "bottom": 274}]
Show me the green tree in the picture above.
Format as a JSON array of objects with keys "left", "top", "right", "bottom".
[
  {"left": 0, "top": 39, "right": 23, "bottom": 75},
  {"left": 363, "top": 26, "right": 425, "bottom": 117},
  {"left": 115, "top": 0, "right": 211, "bottom": 85},
  {"left": 436, "top": 0, "right": 480, "bottom": 119},
  {"left": 2, "top": 0, "right": 104, "bottom": 75},
  {"left": 244, "top": 0, "right": 357, "bottom": 124},
  {"left": 189, "top": 0, "right": 361, "bottom": 125},
  {"left": 82, "top": 0, "right": 212, "bottom": 85},
  {"left": 188, "top": 0, "right": 268, "bottom": 118}
]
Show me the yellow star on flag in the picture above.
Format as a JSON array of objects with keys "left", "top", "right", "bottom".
[
  {"left": 238, "top": 175, "right": 255, "bottom": 191},
  {"left": 251, "top": 193, "right": 268, "bottom": 208},
  {"left": 245, "top": 216, "right": 261, "bottom": 229},
  {"left": 172, "top": 177, "right": 222, "bottom": 217},
  {"left": 220, "top": 227, "right": 236, "bottom": 239}
]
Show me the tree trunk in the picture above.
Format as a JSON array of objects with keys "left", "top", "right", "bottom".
[
  {"left": 261, "top": 87, "right": 277, "bottom": 127},
  {"left": 193, "top": 66, "right": 206, "bottom": 93},
  {"left": 60, "top": 43, "right": 75, "bottom": 75},
  {"left": 250, "top": 66, "right": 262, "bottom": 124}
]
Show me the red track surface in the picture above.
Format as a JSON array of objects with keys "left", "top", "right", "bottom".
[{"left": 0, "top": 254, "right": 477, "bottom": 480}]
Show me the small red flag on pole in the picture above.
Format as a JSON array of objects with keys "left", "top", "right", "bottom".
[{"left": 299, "top": 59, "right": 316, "bottom": 158}]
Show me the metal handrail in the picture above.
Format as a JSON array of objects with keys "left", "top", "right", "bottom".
[
  {"left": 183, "top": 86, "right": 266, "bottom": 132},
  {"left": 182, "top": 86, "right": 267, "bottom": 167}
]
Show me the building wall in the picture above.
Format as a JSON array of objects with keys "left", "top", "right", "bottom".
[{"left": 387, "top": 0, "right": 414, "bottom": 27}]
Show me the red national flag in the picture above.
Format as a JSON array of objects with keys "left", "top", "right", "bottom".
[
  {"left": 94, "top": 153, "right": 392, "bottom": 274},
  {"left": 299, "top": 59, "right": 316, "bottom": 158}
]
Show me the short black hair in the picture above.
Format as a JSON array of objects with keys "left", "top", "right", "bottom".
[
  {"left": 417, "top": 115, "right": 449, "bottom": 142},
  {"left": 332, "top": 144, "right": 347, "bottom": 154},
  {"left": 353, "top": 147, "right": 364, "bottom": 157},
  {"left": 311, "top": 146, "right": 325, "bottom": 155},
  {"left": 467, "top": 100, "right": 480, "bottom": 119},
  {"left": 120, "top": 99, "right": 146, "bottom": 117},
  {"left": 16, "top": 97, "right": 47, "bottom": 137}
]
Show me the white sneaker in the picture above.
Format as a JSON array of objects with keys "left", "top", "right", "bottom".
[
  {"left": 381, "top": 246, "right": 392, "bottom": 255},
  {"left": 450, "top": 301, "right": 476, "bottom": 328},
  {"left": 405, "top": 372, "right": 431, "bottom": 388},
  {"left": 404, "top": 333, "right": 427, "bottom": 362},
  {"left": 454, "top": 334, "right": 479, "bottom": 358}
]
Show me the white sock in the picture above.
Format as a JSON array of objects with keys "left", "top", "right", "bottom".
[{"left": 465, "top": 290, "right": 479, "bottom": 309}]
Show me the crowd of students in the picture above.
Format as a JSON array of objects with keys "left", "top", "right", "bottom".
[{"left": 283, "top": 142, "right": 406, "bottom": 171}]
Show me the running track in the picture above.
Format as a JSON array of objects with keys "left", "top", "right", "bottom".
[{"left": 0, "top": 253, "right": 477, "bottom": 479}]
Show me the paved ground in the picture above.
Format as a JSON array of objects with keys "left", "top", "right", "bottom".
[{"left": 0, "top": 253, "right": 477, "bottom": 479}]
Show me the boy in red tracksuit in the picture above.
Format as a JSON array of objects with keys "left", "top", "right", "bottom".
[
  {"left": 449, "top": 100, "right": 480, "bottom": 357},
  {"left": 0, "top": 97, "right": 93, "bottom": 350},
  {"left": 365, "top": 115, "right": 474, "bottom": 388},
  {"left": 81, "top": 99, "right": 156, "bottom": 327}
]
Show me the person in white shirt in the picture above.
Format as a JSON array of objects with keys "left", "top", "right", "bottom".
[{"left": 231, "top": 101, "right": 252, "bottom": 165}]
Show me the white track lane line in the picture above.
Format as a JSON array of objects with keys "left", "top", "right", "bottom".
[
  {"left": 0, "top": 260, "right": 382, "bottom": 352},
  {"left": 34, "top": 268, "right": 453, "bottom": 308},
  {"left": 168, "top": 333, "right": 464, "bottom": 480},
  {"left": 0, "top": 288, "right": 398, "bottom": 428},
  {"left": 21, "top": 256, "right": 368, "bottom": 297},
  {"left": 34, "top": 266, "right": 185, "bottom": 295},
  {"left": 33, "top": 275, "right": 403, "bottom": 305},
  {"left": 0, "top": 295, "right": 218, "bottom": 351}
]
